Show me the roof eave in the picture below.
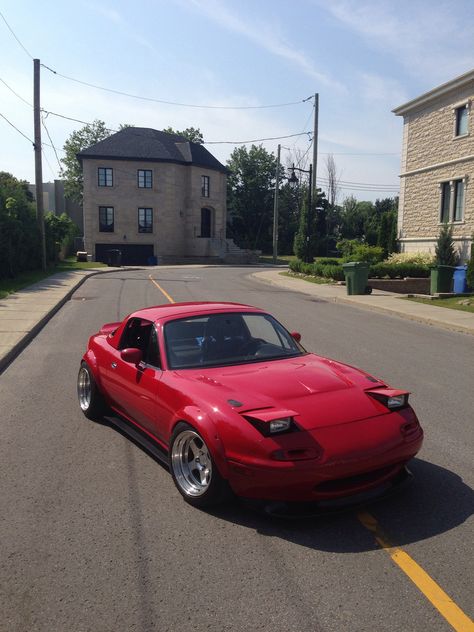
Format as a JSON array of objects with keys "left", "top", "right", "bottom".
[{"left": 393, "top": 68, "right": 474, "bottom": 116}]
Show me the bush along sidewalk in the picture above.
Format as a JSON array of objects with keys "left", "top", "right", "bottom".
[{"left": 289, "top": 258, "right": 430, "bottom": 282}]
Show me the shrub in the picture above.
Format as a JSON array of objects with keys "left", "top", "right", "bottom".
[
  {"left": 346, "top": 245, "right": 384, "bottom": 265},
  {"left": 289, "top": 259, "right": 303, "bottom": 273},
  {"left": 385, "top": 251, "right": 435, "bottom": 266},
  {"left": 314, "top": 257, "right": 341, "bottom": 266},
  {"left": 321, "top": 264, "right": 345, "bottom": 281},
  {"left": 336, "top": 238, "right": 362, "bottom": 258},
  {"left": 435, "top": 224, "right": 459, "bottom": 266},
  {"left": 467, "top": 235, "right": 474, "bottom": 290},
  {"left": 369, "top": 262, "right": 430, "bottom": 279}
]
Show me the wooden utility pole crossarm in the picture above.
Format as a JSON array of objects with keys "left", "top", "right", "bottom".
[{"left": 34, "top": 58, "right": 47, "bottom": 271}]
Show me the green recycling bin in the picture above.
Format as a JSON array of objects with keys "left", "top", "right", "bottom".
[
  {"left": 342, "top": 262, "right": 370, "bottom": 295},
  {"left": 430, "top": 265, "right": 454, "bottom": 294}
]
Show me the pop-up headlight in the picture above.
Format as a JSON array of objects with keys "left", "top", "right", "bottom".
[{"left": 367, "top": 389, "right": 409, "bottom": 411}]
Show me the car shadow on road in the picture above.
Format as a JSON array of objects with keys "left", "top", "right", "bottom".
[
  {"left": 205, "top": 458, "right": 474, "bottom": 553},
  {"left": 100, "top": 415, "right": 473, "bottom": 553}
]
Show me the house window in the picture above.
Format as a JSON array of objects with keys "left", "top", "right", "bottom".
[
  {"left": 138, "top": 207, "right": 153, "bottom": 233},
  {"left": 440, "top": 179, "right": 465, "bottom": 223},
  {"left": 200, "top": 207, "right": 212, "bottom": 237},
  {"left": 138, "top": 169, "right": 152, "bottom": 188},
  {"left": 98, "top": 168, "right": 113, "bottom": 187},
  {"left": 99, "top": 206, "right": 114, "bottom": 232},
  {"left": 201, "top": 175, "right": 210, "bottom": 197},
  {"left": 440, "top": 182, "right": 451, "bottom": 223},
  {"left": 453, "top": 180, "right": 464, "bottom": 222},
  {"left": 455, "top": 106, "right": 468, "bottom": 136}
]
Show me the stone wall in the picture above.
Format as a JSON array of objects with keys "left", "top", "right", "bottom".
[
  {"left": 368, "top": 278, "right": 430, "bottom": 295},
  {"left": 398, "top": 78, "right": 474, "bottom": 262}
]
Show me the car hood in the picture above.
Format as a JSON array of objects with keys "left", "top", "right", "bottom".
[{"left": 175, "top": 354, "right": 388, "bottom": 430}]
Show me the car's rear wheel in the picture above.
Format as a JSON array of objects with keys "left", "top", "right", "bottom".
[
  {"left": 77, "top": 361, "right": 106, "bottom": 420},
  {"left": 169, "top": 422, "right": 230, "bottom": 507}
]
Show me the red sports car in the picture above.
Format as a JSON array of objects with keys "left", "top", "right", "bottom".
[{"left": 77, "top": 302, "right": 423, "bottom": 513}]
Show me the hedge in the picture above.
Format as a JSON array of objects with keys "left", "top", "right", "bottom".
[{"left": 289, "top": 259, "right": 430, "bottom": 281}]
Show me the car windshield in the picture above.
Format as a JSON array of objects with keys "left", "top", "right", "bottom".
[{"left": 164, "top": 312, "right": 305, "bottom": 369}]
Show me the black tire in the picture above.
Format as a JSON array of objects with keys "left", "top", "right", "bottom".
[
  {"left": 169, "top": 422, "right": 231, "bottom": 508},
  {"left": 77, "top": 361, "right": 106, "bottom": 421}
]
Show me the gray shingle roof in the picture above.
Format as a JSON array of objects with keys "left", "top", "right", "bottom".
[{"left": 77, "top": 127, "right": 227, "bottom": 173}]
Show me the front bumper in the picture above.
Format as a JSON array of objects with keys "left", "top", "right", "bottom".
[{"left": 246, "top": 466, "right": 413, "bottom": 518}]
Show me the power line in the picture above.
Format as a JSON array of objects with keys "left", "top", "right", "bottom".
[
  {"left": 40, "top": 108, "right": 312, "bottom": 145},
  {"left": 0, "top": 111, "right": 34, "bottom": 145},
  {"left": 0, "top": 76, "right": 32, "bottom": 107},
  {"left": 0, "top": 9, "right": 33, "bottom": 59},
  {"left": 41, "top": 114, "right": 62, "bottom": 171},
  {"left": 41, "top": 64, "right": 311, "bottom": 110}
]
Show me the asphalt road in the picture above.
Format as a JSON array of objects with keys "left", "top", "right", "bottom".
[{"left": 1, "top": 266, "right": 473, "bottom": 632}]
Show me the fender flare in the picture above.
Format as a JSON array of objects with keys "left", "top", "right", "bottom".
[
  {"left": 170, "top": 405, "right": 229, "bottom": 479},
  {"left": 82, "top": 349, "right": 104, "bottom": 392}
]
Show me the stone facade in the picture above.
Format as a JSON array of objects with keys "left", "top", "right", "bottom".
[
  {"left": 394, "top": 70, "right": 474, "bottom": 262},
  {"left": 82, "top": 158, "right": 232, "bottom": 264}
]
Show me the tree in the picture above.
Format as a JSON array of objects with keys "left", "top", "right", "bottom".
[
  {"left": 293, "top": 188, "right": 328, "bottom": 262},
  {"left": 227, "top": 145, "right": 279, "bottom": 252},
  {"left": 61, "top": 120, "right": 112, "bottom": 203},
  {"left": 0, "top": 172, "right": 40, "bottom": 278},
  {"left": 162, "top": 126, "right": 204, "bottom": 144},
  {"left": 435, "top": 224, "right": 458, "bottom": 266},
  {"left": 325, "top": 154, "right": 340, "bottom": 208}
]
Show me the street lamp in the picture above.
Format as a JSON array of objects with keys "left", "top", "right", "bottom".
[{"left": 289, "top": 163, "right": 313, "bottom": 263}]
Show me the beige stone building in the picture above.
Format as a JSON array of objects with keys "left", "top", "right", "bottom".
[
  {"left": 393, "top": 69, "right": 474, "bottom": 262},
  {"left": 78, "top": 128, "right": 250, "bottom": 265}
]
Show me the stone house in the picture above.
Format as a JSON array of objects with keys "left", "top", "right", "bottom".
[
  {"left": 78, "top": 128, "right": 251, "bottom": 265},
  {"left": 393, "top": 69, "right": 474, "bottom": 262}
]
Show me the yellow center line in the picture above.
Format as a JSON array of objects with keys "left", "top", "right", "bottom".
[
  {"left": 358, "top": 511, "right": 474, "bottom": 632},
  {"left": 148, "top": 274, "right": 175, "bottom": 303}
]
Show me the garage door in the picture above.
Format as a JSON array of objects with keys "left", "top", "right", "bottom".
[{"left": 95, "top": 243, "right": 154, "bottom": 266}]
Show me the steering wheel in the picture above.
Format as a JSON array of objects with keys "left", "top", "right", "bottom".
[{"left": 240, "top": 338, "right": 266, "bottom": 357}]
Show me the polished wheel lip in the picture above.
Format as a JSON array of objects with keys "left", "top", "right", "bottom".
[
  {"left": 78, "top": 366, "right": 91, "bottom": 411},
  {"left": 171, "top": 430, "right": 212, "bottom": 497}
]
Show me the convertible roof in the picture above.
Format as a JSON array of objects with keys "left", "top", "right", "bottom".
[{"left": 132, "top": 301, "right": 263, "bottom": 322}]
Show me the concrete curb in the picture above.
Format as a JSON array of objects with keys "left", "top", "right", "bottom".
[{"left": 0, "top": 267, "right": 143, "bottom": 375}]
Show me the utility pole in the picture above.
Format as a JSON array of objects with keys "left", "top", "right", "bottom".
[
  {"left": 306, "top": 164, "right": 312, "bottom": 263},
  {"left": 34, "top": 58, "right": 47, "bottom": 271},
  {"left": 272, "top": 143, "right": 281, "bottom": 264},
  {"left": 312, "top": 93, "right": 319, "bottom": 199}
]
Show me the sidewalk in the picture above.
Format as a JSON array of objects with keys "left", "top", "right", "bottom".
[
  {"left": 253, "top": 269, "right": 474, "bottom": 336},
  {"left": 0, "top": 267, "right": 125, "bottom": 373},
  {"left": 1, "top": 265, "right": 473, "bottom": 374}
]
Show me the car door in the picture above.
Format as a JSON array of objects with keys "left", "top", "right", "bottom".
[{"left": 104, "top": 318, "right": 166, "bottom": 441}]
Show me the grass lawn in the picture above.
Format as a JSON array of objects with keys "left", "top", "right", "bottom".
[
  {"left": 0, "top": 257, "right": 106, "bottom": 299},
  {"left": 405, "top": 296, "right": 474, "bottom": 314}
]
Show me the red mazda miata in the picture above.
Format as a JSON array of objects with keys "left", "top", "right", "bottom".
[{"left": 77, "top": 302, "right": 423, "bottom": 512}]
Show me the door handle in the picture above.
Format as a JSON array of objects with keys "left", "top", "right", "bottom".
[{"left": 111, "top": 362, "right": 117, "bottom": 369}]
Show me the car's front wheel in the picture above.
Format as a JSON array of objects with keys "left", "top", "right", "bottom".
[
  {"left": 169, "top": 422, "right": 230, "bottom": 508},
  {"left": 77, "top": 361, "right": 106, "bottom": 421}
]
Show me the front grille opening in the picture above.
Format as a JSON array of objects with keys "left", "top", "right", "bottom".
[{"left": 315, "top": 464, "right": 400, "bottom": 493}]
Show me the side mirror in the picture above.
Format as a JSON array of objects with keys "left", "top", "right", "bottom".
[
  {"left": 291, "top": 332, "right": 301, "bottom": 343},
  {"left": 120, "top": 347, "right": 143, "bottom": 365}
]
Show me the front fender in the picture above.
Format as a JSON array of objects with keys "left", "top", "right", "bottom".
[
  {"left": 170, "top": 405, "right": 229, "bottom": 479},
  {"left": 83, "top": 348, "right": 105, "bottom": 392}
]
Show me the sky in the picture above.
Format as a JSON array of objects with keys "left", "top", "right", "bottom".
[{"left": 1, "top": 0, "right": 474, "bottom": 202}]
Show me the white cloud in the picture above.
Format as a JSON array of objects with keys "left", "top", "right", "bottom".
[
  {"left": 179, "top": 0, "right": 347, "bottom": 92},
  {"left": 359, "top": 72, "right": 408, "bottom": 105}
]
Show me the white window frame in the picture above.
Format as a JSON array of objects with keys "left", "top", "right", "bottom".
[
  {"left": 452, "top": 101, "right": 470, "bottom": 138},
  {"left": 438, "top": 177, "right": 467, "bottom": 224}
]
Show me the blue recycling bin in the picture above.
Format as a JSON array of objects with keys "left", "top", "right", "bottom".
[{"left": 453, "top": 265, "right": 468, "bottom": 293}]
